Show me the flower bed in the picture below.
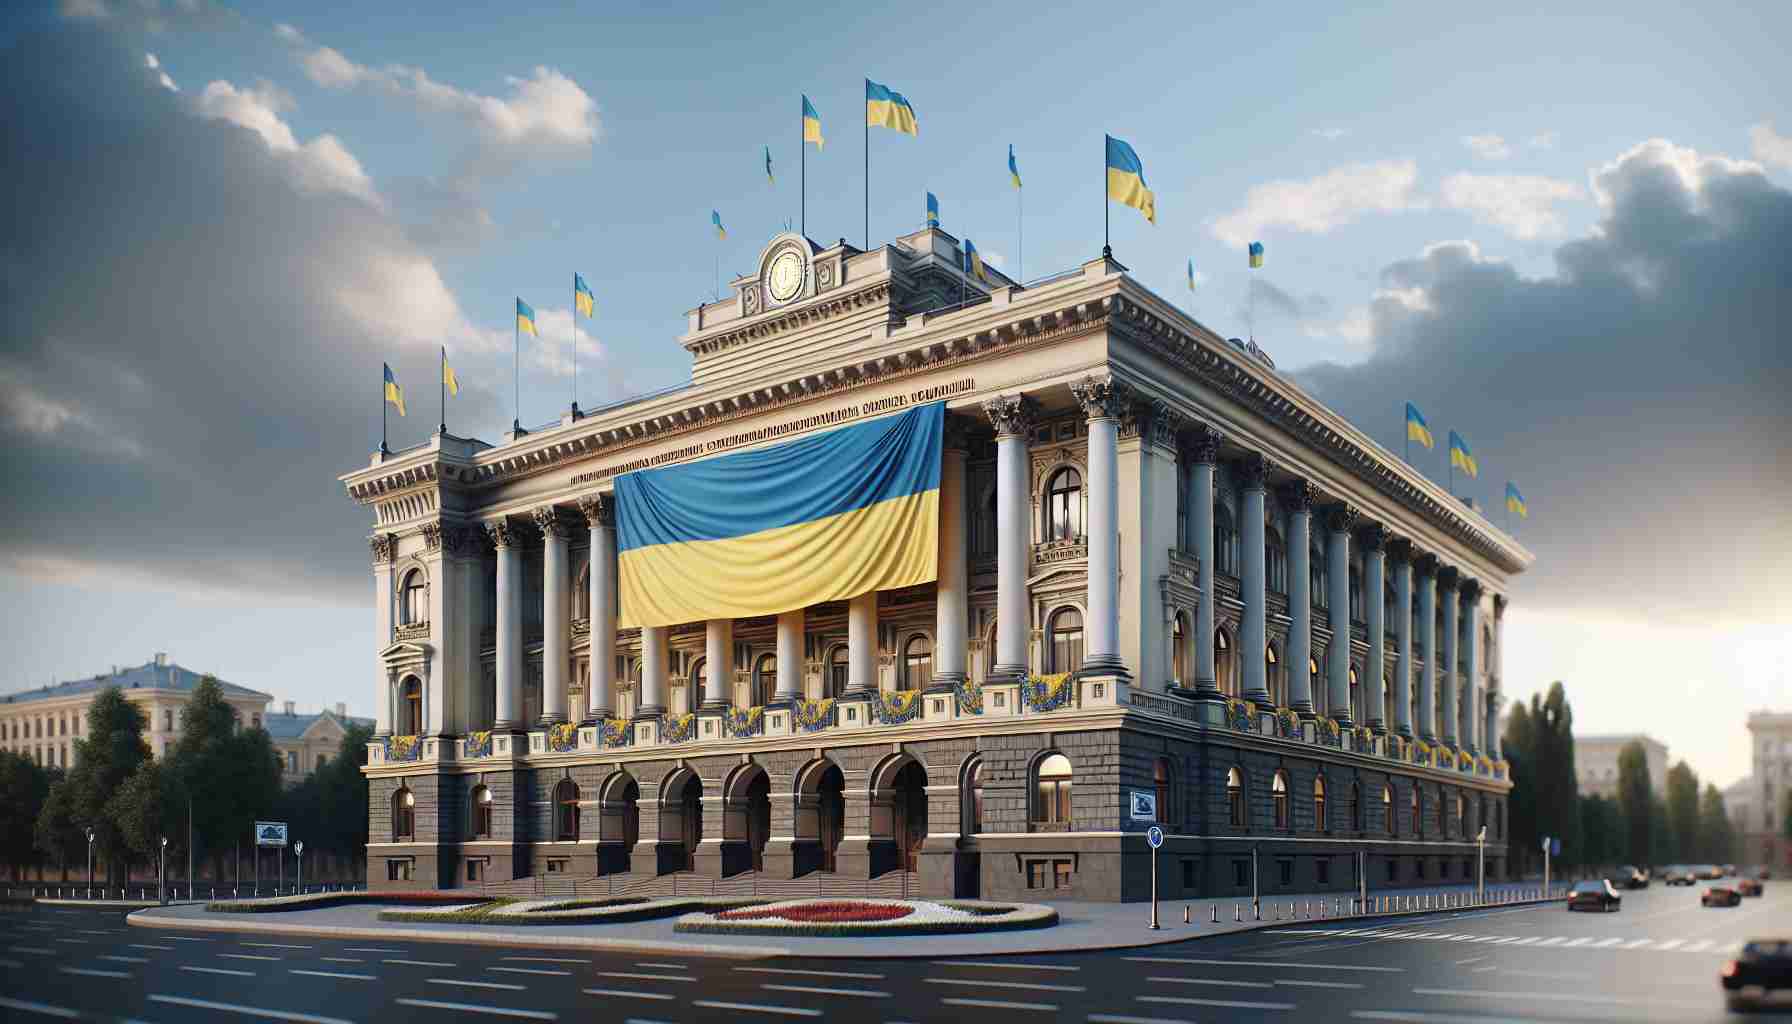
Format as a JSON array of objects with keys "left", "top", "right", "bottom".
[
  {"left": 676, "top": 898, "right": 1057, "bottom": 937},
  {"left": 206, "top": 890, "right": 474, "bottom": 914},
  {"left": 378, "top": 895, "right": 761, "bottom": 926}
]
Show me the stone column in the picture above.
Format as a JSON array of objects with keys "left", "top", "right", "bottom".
[
  {"left": 703, "top": 619, "right": 733, "bottom": 709},
  {"left": 930, "top": 420, "right": 970, "bottom": 691},
  {"left": 982, "top": 394, "right": 1038, "bottom": 681},
  {"left": 1460, "top": 579, "right": 1481, "bottom": 754},
  {"left": 1186, "top": 427, "right": 1223, "bottom": 696},
  {"left": 1390, "top": 539, "right": 1414, "bottom": 738},
  {"left": 845, "top": 592, "right": 878, "bottom": 699},
  {"left": 1415, "top": 554, "right": 1439, "bottom": 743},
  {"left": 1325, "top": 504, "right": 1357, "bottom": 725},
  {"left": 1492, "top": 593, "right": 1507, "bottom": 757},
  {"left": 1358, "top": 523, "right": 1388, "bottom": 732},
  {"left": 1282, "top": 480, "right": 1316, "bottom": 715},
  {"left": 1437, "top": 566, "right": 1459, "bottom": 748},
  {"left": 370, "top": 534, "right": 395, "bottom": 736},
  {"left": 488, "top": 520, "right": 524, "bottom": 732},
  {"left": 535, "top": 507, "right": 570, "bottom": 726},
  {"left": 774, "top": 610, "right": 804, "bottom": 704},
  {"left": 637, "top": 625, "right": 668, "bottom": 718},
  {"left": 1237, "top": 454, "right": 1272, "bottom": 705},
  {"left": 579, "top": 495, "right": 616, "bottom": 722},
  {"left": 1071, "top": 375, "right": 1129, "bottom": 679},
  {"left": 1486, "top": 691, "right": 1503, "bottom": 761}
]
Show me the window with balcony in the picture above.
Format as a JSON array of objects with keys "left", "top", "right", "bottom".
[
  {"left": 1047, "top": 608, "right": 1083, "bottom": 673},
  {"left": 827, "top": 645, "right": 849, "bottom": 698},
  {"left": 399, "top": 677, "right": 423, "bottom": 736},
  {"left": 902, "top": 634, "right": 932, "bottom": 689}
]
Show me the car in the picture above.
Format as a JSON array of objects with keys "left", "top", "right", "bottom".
[
  {"left": 1721, "top": 939, "right": 1792, "bottom": 1012},
  {"left": 1703, "top": 885, "right": 1743, "bottom": 907},
  {"left": 1701, "top": 864, "right": 1726, "bottom": 880},
  {"left": 1739, "top": 877, "right": 1764, "bottom": 897},
  {"left": 1664, "top": 865, "right": 1698, "bottom": 886},
  {"left": 1617, "top": 865, "right": 1649, "bottom": 889},
  {"left": 1753, "top": 865, "right": 1773, "bottom": 880},
  {"left": 1723, "top": 864, "right": 1738, "bottom": 877},
  {"left": 1567, "top": 879, "right": 1622, "bottom": 912}
]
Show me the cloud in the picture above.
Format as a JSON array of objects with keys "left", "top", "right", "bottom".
[
  {"left": 0, "top": 25, "right": 504, "bottom": 603},
  {"left": 1312, "top": 127, "right": 1348, "bottom": 142},
  {"left": 144, "top": 52, "right": 176, "bottom": 91},
  {"left": 1462, "top": 134, "right": 1511, "bottom": 160},
  {"left": 1529, "top": 131, "right": 1559, "bottom": 150},
  {"left": 1211, "top": 161, "right": 1423, "bottom": 246},
  {"left": 1295, "top": 139, "right": 1792, "bottom": 625},
  {"left": 192, "top": 78, "right": 380, "bottom": 207},
  {"left": 1439, "top": 172, "right": 1586, "bottom": 239},
  {"left": 1749, "top": 122, "right": 1792, "bottom": 169}
]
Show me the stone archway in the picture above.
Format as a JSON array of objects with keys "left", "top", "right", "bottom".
[
  {"left": 655, "top": 769, "right": 702, "bottom": 875},
  {"left": 790, "top": 759, "right": 845, "bottom": 877},
  {"left": 597, "top": 772, "right": 639, "bottom": 874},
  {"left": 700, "top": 763, "right": 772, "bottom": 877},
  {"left": 868, "top": 753, "right": 929, "bottom": 878}
]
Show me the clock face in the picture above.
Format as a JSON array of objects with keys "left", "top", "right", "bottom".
[{"left": 767, "top": 250, "right": 804, "bottom": 303}]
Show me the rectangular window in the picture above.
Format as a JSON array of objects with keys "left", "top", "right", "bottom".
[
  {"left": 387, "top": 859, "right": 413, "bottom": 881},
  {"left": 466, "top": 860, "right": 485, "bottom": 882},
  {"left": 1233, "top": 859, "right": 1250, "bottom": 887},
  {"left": 546, "top": 858, "right": 570, "bottom": 874},
  {"left": 1053, "top": 860, "right": 1073, "bottom": 889},
  {"left": 287, "top": 751, "right": 298, "bottom": 773},
  {"left": 1277, "top": 858, "right": 1293, "bottom": 887},
  {"left": 1027, "top": 860, "right": 1047, "bottom": 889},
  {"left": 1316, "top": 859, "right": 1330, "bottom": 885}
]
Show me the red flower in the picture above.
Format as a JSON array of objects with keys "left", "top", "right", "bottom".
[{"left": 716, "top": 901, "right": 914, "bottom": 923}]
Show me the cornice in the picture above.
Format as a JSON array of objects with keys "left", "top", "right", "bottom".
[{"left": 682, "top": 279, "right": 896, "bottom": 358}]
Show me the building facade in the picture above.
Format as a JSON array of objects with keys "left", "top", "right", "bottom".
[
  {"left": 1573, "top": 734, "right": 1668, "bottom": 800},
  {"left": 343, "top": 230, "right": 1530, "bottom": 900},
  {"left": 265, "top": 702, "right": 375, "bottom": 786},
  {"left": 1743, "top": 711, "right": 1792, "bottom": 870}
]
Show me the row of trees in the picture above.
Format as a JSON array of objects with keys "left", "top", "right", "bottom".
[
  {"left": 1503, "top": 680, "right": 1740, "bottom": 874},
  {"left": 0, "top": 680, "right": 368, "bottom": 884}
]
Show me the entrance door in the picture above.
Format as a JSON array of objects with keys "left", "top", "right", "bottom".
[
  {"left": 892, "top": 761, "right": 928, "bottom": 872},
  {"left": 747, "top": 774, "right": 771, "bottom": 872},
  {"left": 679, "top": 776, "right": 701, "bottom": 872},
  {"left": 818, "top": 767, "right": 844, "bottom": 873}
]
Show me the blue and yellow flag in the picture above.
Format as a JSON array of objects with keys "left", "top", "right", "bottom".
[
  {"left": 802, "top": 95, "right": 824, "bottom": 150},
  {"left": 764, "top": 145, "right": 774, "bottom": 185},
  {"left": 865, "top": 79, "right": 918, "bottom": 135},
  {"left": 573, "top": 273, "right": 595, "bottom": 318},
  {"left": 1008, "top": 144, "right": 1021, "bottom": 189},
  {"left": 516, "top": 298, "right": 538, "bottom": 337},
  {"left": 926, "top": 191, "right": 939, "bottom": 228},
  {"left": 1104, "top": 134, "right": 1155, "bottom": 224},
  {"left": 964, "top": 238, "right": 988, "bottom": 283},
  {"left": 1505, "top": 482, "right": 1528, "bottom": 520},
  {"left": 1449, "top": 430, "right": 1478, "bottom": 478},
  {"left": 1249, "top": 241, "right": 1265, "bottom": 268},
  {"left": 383, "top": 363, "right": 405, "bottom": 417},
  {"left": 1405, "top": 402, "right": 1434, "bottom": 449},
  {"left": 614, "top": 402, "right": 943, "bottom": 627},
  {"left": 711, "top": 209, "right": 726, "bottom": 240},
  {"left": 441, "top": 347, "right": 459, "bottom": 396},
  {"left": 1187, "top": 258, "right": 1197, "bottom": 291}
]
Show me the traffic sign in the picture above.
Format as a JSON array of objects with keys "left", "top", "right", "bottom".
[
  {"left": 1147, "top": 825, "right": 1164, "bottom": 849},
  {"left": 1130, "top": 790, "right": 1158, "bottom": 821},
  {"left": 1540, "top": 835, "right": 1551, "bottom": 852},
  {"left": 1550, "top": 838, "right": 1561, "bottom": 857},
  {"left": 255, "top": 821, "right": 289, "bottom": 847}
]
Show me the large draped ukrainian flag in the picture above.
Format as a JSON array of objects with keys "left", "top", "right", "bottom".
[{"left": 614, "top": 402, "right": 943, "bottom": 628}]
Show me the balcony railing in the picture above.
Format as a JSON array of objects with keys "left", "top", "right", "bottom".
[{"left": 393, "top": 621, "right": 430, "bottom": 641}]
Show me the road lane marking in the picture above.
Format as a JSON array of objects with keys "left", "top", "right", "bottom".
[
  {"left": 1681, "top": 939, "right": 1713, "bottom": 953},
  {"left": 1146, "top": 976, "right": 1273, "bottom": 989},
  {"left": 219, "top": 953, "right": 281, "bottom": 961},
  {"left": 1654, "top": 939, "right": 1683, "bottom": 951},
  {"left": 1124, "top": 956, "right": 1403, "bottom": 973},
  {"left": 761, "top": 983, "right": 891, "bottom": 998},
  {"left": 1137, "top": 995, "right": 1296, "bottom": 1011},
  {"left": 430, "top": 978, "right": 526, "bottom": 991},
  {"left": 1559, "top": 938, "right": 1592, "bottom": 948},
  {"left": 60, "top": 965, "right": 129, "bottom": 978},
  {"left": 53, "top": 938, "right": 85, "bottom": 943},
  {"left": 1352, "top": 1013, "right": 1575, "bottom": 1023},
  {"left": 503, "top": 956, "right": 587, "bottom": 964},
  {"left": 182, "top": 965, "right": 256, "bottom": 977},
  {"left": 99, "top": 954, "right": 150, "bottom": 965},
  {"left": 635, "top": 962, "right": 686, "bottom": 970},
  {"left": 385, "top": 958, "right": 456, "bottom": 967},
  {"left": 164, "top": 936, "right": 211, "bottom": 942},
  {"left": 1505, "top": 937, "right": 1539, "bottom": 946},
  {"left": 129, "top": 943, "right": 174, "bottom": 951},
  {"left": 1276, "top": 980, "right": 1364, "bottom": 989},
  {"left": 344, "top": 947, "right": 406, "bottom": 953},
  {"left": 1411, "top": 987, "right": 1707, "bottom": 1011},
  {"left": 321, "top": 957, "right": 365, "bottom": 963},
  {"left": 0, "top": 996, "right": 81, "bottom": 1019},
  {"left": 583, "top": 989, "right": 676, "bottom": 1000},
  {"left": 395, "top": 998, "right": 558, "bottom": 1020},
  {"left": 1088, "top": 1015, "right": 1195, "bottom": 1024},
  {"left": 244, "top": 942, "right": 312, "bottom": 949},
  {"left": 924, "top": 977, "right": 1086, "bottom": 993},
  {"left": 490, "top": 966, "right": 572, "bottom": 976},
  {"left": 939, "top": 961, "right": 1081, "bottom": 972},
  {"left": 691, "top": 999, "right": 823, "bottom": 1017},
  {"left": 291, "top": 968, "right": 376, "bottom": 981},
  {"left": 1453, "top": 957, "right": 1485, "bottom": 965},
  {"left": 7, "top": 946, "right": 54, "bottom": 955},
  {"left": 737, "top": 966, "right": 888, "bottom": 980},
  {"left": 1533, "top": 937, "right": 1566, "bottom": 947},
  {"left": 938, "top": 998, "right": 1057, "bottom": 1012},
  {"left": 76, "top": 930, "right": 119, "bottom": 936},
  {"left": 595, "top": 971, "right": 696, "bottom": 982}
]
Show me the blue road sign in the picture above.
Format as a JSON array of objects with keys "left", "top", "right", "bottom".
[{"left": 1147, "top": 825, "right": 1164, "bottom": 849}]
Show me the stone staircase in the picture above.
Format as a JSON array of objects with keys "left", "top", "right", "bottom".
[{"left": 483, "top": 869, "right": 920, "bottom": 901}]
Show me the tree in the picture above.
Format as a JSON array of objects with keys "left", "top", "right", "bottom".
[
  {"left": 1530, "top": 683, "right": 1580, "bottom": 865},
  {"left": 170, "top": 676, "right": 281, "bottom": 875},
  {"left": 1697, "top": 784, "right": 1735, "bottom": 864},
  {"left": 1648, "top": 795, "right": 1673, "bottom": 866},
  {"left": 0, "top": 752, "right": 51, "bottom": 879},
  {"left": 109, "top": 760, "right": 185, "bottom": 868},
  {"left": 37, "top": 687, "right": 149, "bottom": 886},
  {"left": 1615, "top": 741, "right": 1653, "bottom": 866},
  {"left": 1783, "top": 788, "right": 1792, "bottom": 841},
  {"left": 276, "top": 721, "right": 372, "bottom": 880},
  {"left": 1579, "top": 794, "right": 1623, "bottom": 870},
  {"left": 1664, "top": 760, "right": 1700, "bottom": 862},
  {"left": 1503, "top": 701, "right": 1538, "bottom": 874}
]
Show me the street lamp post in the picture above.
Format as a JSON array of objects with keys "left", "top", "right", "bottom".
[
  {"left": 158, "top": 836, "right": 169, "bottom": 905},
  {"left": 85, "top": 828, "right": 94, "bottom": 900},
  {"left": 1476, "top": 825, "right": 1487, "bottom": 903},
  {"left": 295, "top": 842, "right": 305, "bottom": 894}
]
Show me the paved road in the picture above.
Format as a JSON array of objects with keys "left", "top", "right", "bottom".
[{"left": 2, "top": 881, "right": 1784, "bottom": 1022}]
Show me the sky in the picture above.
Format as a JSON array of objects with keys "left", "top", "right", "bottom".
[{"left": 0, "top": 0, "right": 1787, "bottom": 788}]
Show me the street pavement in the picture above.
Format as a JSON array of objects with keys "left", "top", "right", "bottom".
[{"left": 2, "top": 880, "right": 1785, "bottom": 1022}]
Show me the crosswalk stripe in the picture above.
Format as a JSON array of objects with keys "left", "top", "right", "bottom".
[{"left": 1682, "top": 940, "right": 1712, "bottom": 953}]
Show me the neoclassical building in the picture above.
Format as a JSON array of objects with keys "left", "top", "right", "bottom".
[{"left": 343, "top": 229, "right": 1530, "bottom": 900}]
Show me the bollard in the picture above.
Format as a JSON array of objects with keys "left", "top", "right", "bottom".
[
  {"left": 1212, "top": 904, "right": 1220, "bottom": 923},
  {"left": 1255, "top": 903, "right": 1261, "bottom": 921},
  {"left": 1235, "top": 903, "right": 1242, "bottom": 922},
  {"left": 1183, "top": 905, "right": 1191, "bottom": 924}
]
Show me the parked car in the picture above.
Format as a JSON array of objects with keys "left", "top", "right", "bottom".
[
  {"left": 1739, "top": 877, "right": 1764, "bottom": 897},
  {"left": 1703, "top": 885, "right": 1743, "bottom": 907},
  {"left": 1700, "top": 864, "right": 1726, "bottom": 880},
  {"left": 1752, "top": 865, "right": 1773, "bottom": 880},
  {"left": 1618, "top": 865, "right": 1649, "bottom": 889},
  {"left": 1722, "top": 939, "right": 1792, "bottom": 1012},
  {"left": 1567, "top": 879, "right": 1622, "bottom": 912},
  {"left": 1723, "top": 864, "right": 1738, "bottom": 877},
  {"left": 1664, "top": 865, "right": 1698, "bottom": 886}
]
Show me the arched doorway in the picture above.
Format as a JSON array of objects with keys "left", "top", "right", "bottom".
[
  {"left": 598, "top": 773, "right": 639, "bottom": 874},
  {"left": 892, "top": 761, "right": 928, "bottom": 872},
  {"left": 794, "top": 759, "right": 846, "bottom": 876},
  {"left": 723, "top": 764, "right": 773, "bottom": 875},
  {"left": 660, "top": 770, "right": 702, "bottom": 873}
]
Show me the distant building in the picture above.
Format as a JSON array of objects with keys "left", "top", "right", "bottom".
[
  {"left": 1574, "top": 734, "right": 1668, "bottom": 799},
  {"left": 264, "top": 701, "right": 375, "bottom": 786},
  {"left": 0, "top": 654, "right": 273, "bottom": 767},
  {"left": 1724, "top": 775, "right": 1757, "bottom": 833},
  {"left": 1744, "top": 712, "right": 1792, "bottom": 870}
]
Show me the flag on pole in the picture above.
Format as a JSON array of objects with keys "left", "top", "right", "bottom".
[
  {"left": 1405, "top": 402, "right": 1434, "bottom": 449},
  {"left": 516, "top": 298, "right": 538, "bottom": 336},
  {"left": 711, "top": 210, "right": 727, "bottom": 240},
  {"left": 802, "top": 95, "right": 824, "bottom": 149},
  {"left": 573, "top": 273, "right": 595, "bottom": 318},
  {"left": 764, "top": 145, "right": 774, "bottom": 184},
  {"left": 441, "top": 348, "right": 459, "bottom": 396},
  {"left": 1187, "top": 257, "right": 1197, "bottom": 291},
  {"left": 963, "top": 238, "right": 988, "bottom": 283},
  {"left": 865, "top": 79, "right": 919, "bottom": 134},
  {"left": 1008, "top": 144, "right": 1022, "bottom": 189},
  {"left": 1449, "top": 430, "right": 1478, "bottom": 478},
  {"left": 1249, "top": 241, "right": 1265, "bottom": 268},
  {"left": 1104, "top": 134, "right": 1155, "bottom": 224},
  {"left": 383, "top": 363, "right": 405, "bottom": 416},
  {"left": 1505, "top": 482, "right": 1528, "bottom": 519},
  {"left": 926, "top": 191, "right": 939, "bottom": 227}
]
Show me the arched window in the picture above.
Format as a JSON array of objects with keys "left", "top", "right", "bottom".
[
  {"left": 1033, "top": 753, "right": 1073, "bottom": 825},
  {"left": 1215, "top": 503, "right": 1238, "bottom": 575},
  {"left": 399, "top": 678, "right": 423, "bottom": 736},
  {"left": 964, "top": 758, "right": 985, "bottom": 834},
  {"left": 1265, "top": 643, "right": 1282, "bottom": 706},
  {"left": 400, "top": 569, "right": 426, "bottom": 625},
  {"left": 1382, "top": 783, "right": 1394, "bottom": 836},
  {"left": 1153, "top": 757, "right": 1173, "bottom": 824},
  {"left": 1311, "top": 542, "right": 1327, "bottom": 608},
  {"left": 1349, "top": 666, "right": 1360, "bottom": 723},
  {"left": 1171, "top": 614, "right": 1188, "bottom": 685},
  {"left": 1351, "top": 781, "right": 1363, "bottom": 831},
  {"left": 471, "top": 785, "right": 493, "bottom": 839},
  {"left": 394, "top": 788, "right": 415, "bottom": 840},
  {"left": 1272, "top": 770, "right": 1290, "bottom": 829},
  {"left": 1266, "top": 527, "right": 1287, "bottom": 593},
  {"left": 1045, "top": 468, "right": 1084, "bottom": 542},
  {"left": 1227, "top": 766, "right": 1246, "bottom": 828},
  {"left": 555, "top": 778, "right": 580, "bottom": 841},
  {"left": 689, "top": 656, "right": 707, "bottom": 690},
  {"left": 1314, "top": 775, "right": 1328, "bottom": 833},
  {"left": 827, "top": 645, "right": 849, "bottom": 698},
  {"left": 1215, "top": 628, "right": 1235, "bottom": 696},
  {"left": 903, "top": 634, "right": 932, "bottom": 689},
  {"left": 752, "top": 653, "right": 776, "bottom": 706},
  {"left": 1048, "top": 608, "right": 1083, "bottom": 673},
  {"left": 1412, "top": 785, "right": 1423, "bottom": 837}
]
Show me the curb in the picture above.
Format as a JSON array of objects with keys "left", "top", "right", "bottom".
[{"left": 39, "top": 899, "right": 199, "bottom": 908}]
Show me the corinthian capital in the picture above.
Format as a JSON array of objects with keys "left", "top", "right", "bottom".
[
  {"left": 577, "top": 493, "right": 615, "bottom": 528},
  {"left": 421, "top": 521, "right": 444, "bottom": 553},
  {"left": 1279, "top": 479, "right": 1320, "bottom": 512},
  {"left": 369, "top": 532, "right": 395, "bottom": 565},
  {"left": 485, "top": 518, "right": 521, "bottom": 550},
  {"left": 1437, "top": 565, "right": 1460, "bottom": 591},
  {"left": 982, "top": 393, "right": 1040, "bottom": 439},
  {"left": 1182, "top": 423, "right": 1225, "bottom": 465},
  {"left": 1234, "top": 452, "right": 1274, "bottom": 491},
  {"left": 532, "top": 506, "right": 571, "bottom": 539},
  {"left": 1070, "top": 375, "right": 1134, "bottom": 420},
  {"left": 1459, "top": 578, "right": 1482, "bottom": 602},
  {"left": 1356, "top": 521, "right": 1388, "bottom": 553},
  {"left": 1324, "top": 503, "right": 1360, "bottom": 534},
  {"left": 1414, "top": 553, "right": 1439, "bottom": 579},
  {"left": 1386, "top": 536, "right": 1412, "bottom": 564}
]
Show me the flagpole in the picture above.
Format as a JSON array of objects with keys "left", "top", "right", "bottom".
[
  {"left": 512, "top": 316, "right": 520, "bottom": 434},
  {"left": 800, "top": 102, "right": 806, "bottom": 239},
  {"left": 381, "top": 368, "right": 388, "bottom": 455},
  {"left": 1102, "top": 138, "right": 1110, "bottom": 258},
  {"left": 439, "top": 347, "right": 446, "bottom": 436},
  {"left": 1018, "top": 181, "right": 1024, "bottom": 284},
  {"left": 864, "top": 81, "right": 870, "bottom": 250},
  {"left": 570, "top": 278, "right": 578, "bottom": 416}
]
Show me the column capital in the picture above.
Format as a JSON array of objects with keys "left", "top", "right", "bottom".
[
  {"left": 532, "top": 505, "right": 572, "bottom": 540},
  {"left": 1493, "top": 593, "right": 1508, "bottom": 616},
  {"left": 369, "top": 532, "right": 396, "bottom": 566},
  {"left": 1323, "top": 503, "right": 1360, "bottom": 535},
  {"left": 941, "top": 414, "right": 975, "bottom": 453},
  {"left": 982, "top": 393, "right": 1040, "bottom": 439},
  {"left": 485, "top": 517, "right": 523, "bottom": 550},
  {"left": 1121, "top": 398, "right": 1182, "bottom": 450},
  {"left": 1385, "top": 536, "right": 1413, "bottom": 564},
  {"left": 1437, "top": 565, "right": 1460, "bottom": 591},
  {"left": 1459, "top": 578, "right": 1482, "bottom": 602},
  {"left": 1278, "top": 478, "right": 1320, "bottom": 512},
  {"left": 421, "top": 521, "right": 444, "bottom": 553},
  {"left": 1356, "top": 521, "right": 1389, "bottom": 552},
  {"left": 1180, "top": 423, "right": 1225, "bottom": 465},
  {"left": 1234, "top": 452, "right": 1275, "bottom": 491},
  {"left": 577, "top": 493, "right": 615, "bottom": 528},
  {"left": 1414, "top": 552, "right": 1439, "bottom": 578},
  {"left": 1069, "top": 374, "right": 1134, "bottom": 420}
]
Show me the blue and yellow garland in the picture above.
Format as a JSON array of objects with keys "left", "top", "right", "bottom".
[
  {"left": 385, "top": 734, "right": 421, "bottom": 762},
  {"left": 875, "top": 690, "right": 922, "bottom": 725},
  {"left": 793, "top": 697, "right": 835, "bottom": 733},
  {"left": 955, "top": 678, "right": 983, "bottom": 716},
  {"left": 1022, "top": 672, "right": 1074, "bottom": 712},
  {"left": 724, "top": 705, "right": 764, "bottom": 738},
  {"left": 600, "top": 718, "right": 631, "bottom": 748},
  {"left": 547, "top": 722, "right": 579, "bottom": 753},
  {"left": 464, "top": 730, "right": 493, "bottom": 758},
  {"left": 664, "top": 713, "right": 696, "bottom": 744}
]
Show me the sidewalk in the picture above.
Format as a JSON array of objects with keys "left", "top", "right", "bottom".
[{"left": 128, "top": 881, "right": 1559, "bottom": 959}]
